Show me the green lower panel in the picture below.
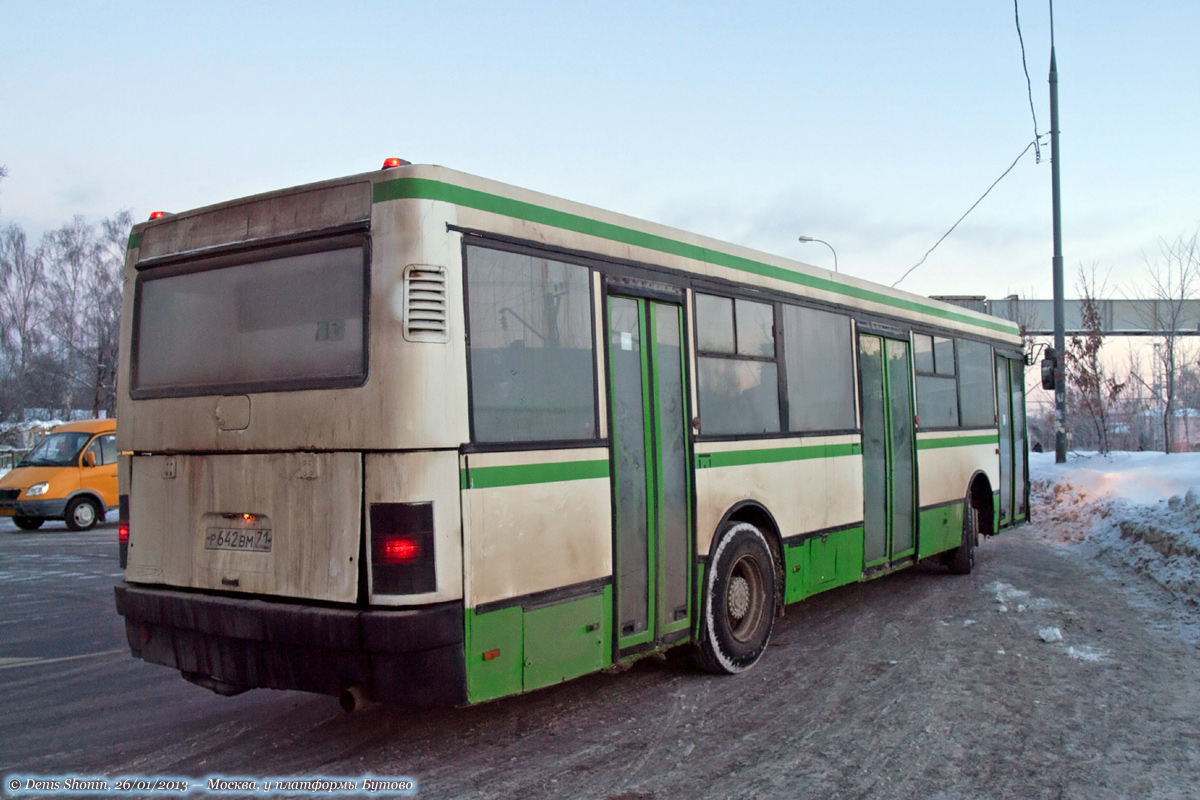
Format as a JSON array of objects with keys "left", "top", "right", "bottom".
[
  {"left": 917, "top": 502, "right": 965, "bottom": 559},
  {"left": 784, "top": 542, "right": 806, "bottom": 604},
  {"left": 784, "top": 526, "right": 865, "bottom": 604},
  {"left": 524, "top": 588, "right": 610, "bottom": 691},
  {"left": 464, "top": 605, "right": 523, "bottom": 704},
  {"left": 465, "top": 587, "right": 612, "bottom": 704}
]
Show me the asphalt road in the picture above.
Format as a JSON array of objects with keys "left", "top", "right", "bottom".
[{"left": 2, "top": 516, "right": 1199, "bottom": 799}]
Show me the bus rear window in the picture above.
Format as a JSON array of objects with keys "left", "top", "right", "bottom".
[{"left": 132, "top": 237, "right": 367, "bottom": 397}]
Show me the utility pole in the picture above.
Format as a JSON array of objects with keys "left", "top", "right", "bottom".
[{"left": 1050, "top": 3, "right": 1067, "bottom": 463}]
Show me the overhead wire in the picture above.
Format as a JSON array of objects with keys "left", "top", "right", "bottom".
[
  {"left": 891, "top": 3, "right": 1049, "bottom": 288},
  {"left": 892, "top": 140, "right": 1037, "bottom": 289},
  {"left": 1014, "top": 0, "right": 1043, "bottom": 163}
]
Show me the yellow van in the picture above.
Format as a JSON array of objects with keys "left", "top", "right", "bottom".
[{"left": 0, "top": 419, "right": 118, "bottom": 531}]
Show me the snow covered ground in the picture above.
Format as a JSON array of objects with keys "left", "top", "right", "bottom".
[{"left": 1030, "top": 451, "right": 1200, "bottom": 619}]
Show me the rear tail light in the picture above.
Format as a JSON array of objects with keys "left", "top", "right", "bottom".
[
  {"left": 370, "top": 502, "right": 436, "bottom": 594},
  {"left": 118, "top": 494, "right": 129, "bottom": 569},
  {"left": 380, "top": 535, "right": 421, "bottom": 564}
]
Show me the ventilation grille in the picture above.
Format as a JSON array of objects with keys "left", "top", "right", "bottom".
[{"left": 403, "top": 265, "right": 449, "bottom": 343}]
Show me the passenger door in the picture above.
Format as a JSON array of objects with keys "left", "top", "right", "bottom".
[
  {"left": 80, "top": 433, "right": 119, "bottom": 509},
  {"left": 996, "top": 356, "right": 1028, "bottom": 525},
  {"left": 607, "top": 293, "right": 693, "bottom": 658},
  {"left": 859, "top": 334, "right": 917, "bottom": 570}
]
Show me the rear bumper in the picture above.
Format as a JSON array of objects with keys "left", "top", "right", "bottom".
[{"left": 114, "top": 583, "right": 467, "bottom": 706}]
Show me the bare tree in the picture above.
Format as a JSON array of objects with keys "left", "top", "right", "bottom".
[
  {"left": 0, "top": 224, "right": 47, "bottom": 421},
  {"left": 87, "top": 211, "right": 131, "bottom": 416},
  {"left": 1133, "top": 231, "right": 1200, "bottom": 452},
  {"left": 42, "top": 216, "right": 99, "bottom": 416},
  {"left": 1065, "top": 265, "right": 1124, "bottom": 453}
]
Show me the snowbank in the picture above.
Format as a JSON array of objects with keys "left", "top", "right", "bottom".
[{"left": 1031, "top": 451, "right": 1200, "bottom": 605}]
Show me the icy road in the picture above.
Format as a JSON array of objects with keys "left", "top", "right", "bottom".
[{"left": 2, "top": 453, "right": 1199, "bottom": 799}]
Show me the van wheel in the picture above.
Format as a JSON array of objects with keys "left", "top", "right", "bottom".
[
  {"left": 13, "top": 516, "right": 44, "bottom": 531},
  {"left": 695, "top": 522, "right": 776, "bottom": 674},
  {"left": 946, "top": 492, "right": 977, "bottom": 575},
  {"left": 65, "top": 498, "right": 99, "bottom": 531}
]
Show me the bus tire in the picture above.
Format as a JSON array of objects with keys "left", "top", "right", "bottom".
[
  {"left": 696, "top": 521, "right": 776, "bottom": 675},
  {"left": 65, "top": 497, "right": 99, "bottom": 532},
  {"left": 946, "top": 491, "right": 977, "bottom": 575},
  {"left": 13, "top": 516, "right": 44, "bottom": 531}
]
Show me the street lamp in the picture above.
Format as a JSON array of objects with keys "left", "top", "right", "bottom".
[{"left": 798, "top": 236, "right": 838, "bottom": 273}]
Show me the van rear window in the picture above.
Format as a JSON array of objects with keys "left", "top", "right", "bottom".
[{"left": 132, "top": 235, "right": 367, "bottom": 398}]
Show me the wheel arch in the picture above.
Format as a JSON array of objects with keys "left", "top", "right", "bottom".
[
  {"left": 966, "top": 470, "right": 995, "bottom": 536},
  {"left": 707, "top": 500, "right": 785, "bottom": 612},
  {"left": 64, "top": 489, "right": 108, "bottom": 516}
]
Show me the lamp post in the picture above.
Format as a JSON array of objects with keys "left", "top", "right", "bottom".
[
  {"left": 798, "top": 236, "right": 838, "bottom": 273},
  {"left": 1049, "top": 2, "right": 1066, "bottom": 463}
]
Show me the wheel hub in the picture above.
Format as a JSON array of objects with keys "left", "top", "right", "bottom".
[
  {"left": 74, "top": 504, "right": 95, "bottom": 526},
  {"left": 728, "top": 576, "right": 750, "bottom": 620}
]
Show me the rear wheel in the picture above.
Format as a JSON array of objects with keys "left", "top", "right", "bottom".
[
  {"left": 12, "top": 516, "right": 44, "bottom": 531},
  {"left": 64, "top": 497, "right": 99, "bottom": 532},
  {"left": 695, "top": 521, "right": 777, "bottom": 674},
  {"left": 946, "top": 491, "right": 977, "bottom": 574}
]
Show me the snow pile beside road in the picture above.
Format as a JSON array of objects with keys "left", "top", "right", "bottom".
[{"left": 1031, "top": 451, "right": 1200, "bottom": 605}]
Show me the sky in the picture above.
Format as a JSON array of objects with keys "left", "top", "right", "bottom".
[{"left": 1, "top": 1, "right": 1198, "bottom": 301}]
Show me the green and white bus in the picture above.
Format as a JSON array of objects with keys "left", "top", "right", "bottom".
[{"left": 114, "top": 160, "right": 1029, "bottom": 709}]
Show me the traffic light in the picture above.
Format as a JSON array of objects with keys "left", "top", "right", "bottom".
[{"left": 1041, "top": 347, "right": 1058, "bottom": 390}]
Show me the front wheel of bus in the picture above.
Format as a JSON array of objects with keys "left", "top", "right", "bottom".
[{"left": 696, "top": 522, "right": 777, "bottom": 675}]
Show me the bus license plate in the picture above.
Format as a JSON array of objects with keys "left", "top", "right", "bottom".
[{"left": 205, "top": 527, "right": 272, "bottom": 553}]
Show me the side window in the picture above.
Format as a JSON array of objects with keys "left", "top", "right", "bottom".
[
  {"left": 84, "top": 434, "right": 117, "bottom": 466},
  {"left": 957, "top": 340, "right": 996, "bottom": 427},
  {"left": 782, "top": 304, "right": 856, "bottom": 432},
  {"left": 99, "top": 434, "right": 117, "bottom": 465},
  {"left": 465, "top": 246, "right": 597, "bottom": 443},
  {"left": 695, "top": 293, "right": 780, "bottom": 435},
  {"left": 913, "top": 333, "right": 959, "bottom": 427}
]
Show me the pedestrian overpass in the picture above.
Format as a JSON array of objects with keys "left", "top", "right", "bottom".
[{"left": 931, "top": 296, "right": 1200, "bottom": 336}]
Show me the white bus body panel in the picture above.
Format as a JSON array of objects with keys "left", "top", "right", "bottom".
[
  {"left": 461, "top": 448, "right": 613, "bottom": 609},
  {"left": 694, "top": 436, "right": 864, "bottom": 557},
  {"left": 364, "top": 451, "right": 464, "bottom": 605},
  {"left": 125, "top": 452, "right": 361, "bottom": 603},
  {"left": 916, "top": 432, "right": 1001, "bottom": 507}
]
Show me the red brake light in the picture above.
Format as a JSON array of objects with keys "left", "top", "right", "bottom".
[
  {"left": 369, "top": 502, "right": 436, "bottom": 594},
  {"left": 381, "top": 157, "right": 410, "bottom": 169},
  {"left": 148, "top": 211, "right": 166, "bottom": 220},
  {"left": 381, "top": 535, "right": 420, "bottom": 564},
  {"left": 119, "top": 521, "right": 129, "bottom": 545}
]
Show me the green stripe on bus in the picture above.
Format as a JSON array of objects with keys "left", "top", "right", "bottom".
[
  {"left": 373, "top": 177, "right": 1020, "bottom": 337},
  {"left": 916, "top": 434, "right": 999, "bottom": 451},
  {"left": 462, "top": 459, "right": 610, "bottom": 489},
  {"left": 127, "top": 231, "right": 142, "bottom": 250},
  {"left": 696, "top": 441, "right": 861, "bottom": 469}
]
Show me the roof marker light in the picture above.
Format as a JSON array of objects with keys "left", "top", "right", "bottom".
[
  {"left": 381, "top": 157, "right": 411, "bottom": 169},
  {"left": 148, "top": 211, "right": 166, "bottom": 220}
]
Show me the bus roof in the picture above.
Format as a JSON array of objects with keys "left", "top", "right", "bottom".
[{"left": 129, "top": 163, "right": 1023, "bottom": 344}]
